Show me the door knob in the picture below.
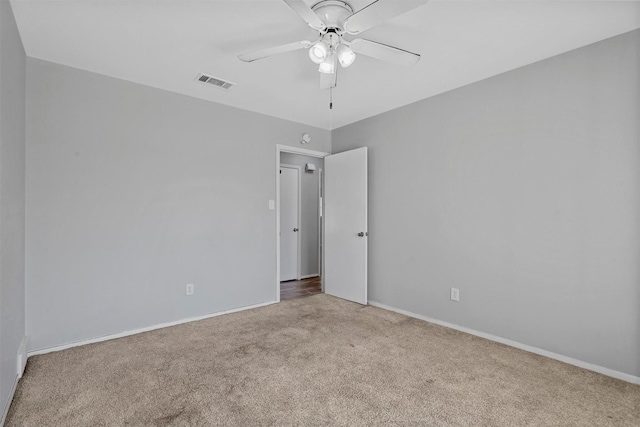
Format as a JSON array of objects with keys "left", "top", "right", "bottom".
[
  {"left": 358, "top": 232, "right": 367, "bottom": 237},
  {"left": 293, "top": 228, "right": 299, "bottom": 232}
]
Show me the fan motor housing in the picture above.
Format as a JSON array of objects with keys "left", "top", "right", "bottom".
[{"left": 311, "top": 0, "right": 353, "bottom": 32}]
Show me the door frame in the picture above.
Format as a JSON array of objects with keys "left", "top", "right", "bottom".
[
  {"left": 280, "top": 164, "right": 302, "bottom": 281},
  {"left": 276, "top": 144, "right": 329, "bottom": 302},
  {"left": 317, "top": 168, "right": 323, "bottom": 281}
]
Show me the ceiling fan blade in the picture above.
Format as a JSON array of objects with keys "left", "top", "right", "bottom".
[
  {"left": 344, "top": 0, "right": 428, "bottom": 35},
  {"left": 349, "top": 38, "right": 420, "bottom": 67},
  {"left": 320, "top": 70, "right": 337, "bottom": 90},
  {"left": 283, "top": 0, "right": 326, "bottom": 31},
  {"left": 238, "top": 40, "right": 312, "bottom": 62}
]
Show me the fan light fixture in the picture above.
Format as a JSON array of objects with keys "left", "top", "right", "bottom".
[
  {"left": 318, "top": 51, "right": 336, "bottom": 74},
  {"left": 317, "top": 42, "right": 354, "bottom": 72},
  {"left": 308, "top": 41, "right": 328, "bottom": 64},
  {"left": 336, "top": 44, "right": 356, "bottom": 68}
]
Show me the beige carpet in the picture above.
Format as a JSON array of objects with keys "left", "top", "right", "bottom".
[{"left": 6, "top": 294, "right": 640, "bottom": 426}]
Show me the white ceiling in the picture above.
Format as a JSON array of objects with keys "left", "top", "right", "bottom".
[{"left": 10, "top": 0, "right": 640, "bottom": 130}]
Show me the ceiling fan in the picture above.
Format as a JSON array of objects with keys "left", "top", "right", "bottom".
[{"left": 238, "top": 0, "right": 428, "bottom": 89}]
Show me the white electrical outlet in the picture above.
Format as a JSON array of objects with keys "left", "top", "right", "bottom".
[
  {"left": 185, "top": 283, "right": 194, "bottom": 296},
  {"left": 450, "top": 287, "right": 460, "bottom": 302}
]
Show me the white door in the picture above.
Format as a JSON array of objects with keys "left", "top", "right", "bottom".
[
  {"left": 280, "top": 166, "right": 300, "bottom": 281},
  {"left": 324, "top": 147, "right": 368, "bottom": 304}
]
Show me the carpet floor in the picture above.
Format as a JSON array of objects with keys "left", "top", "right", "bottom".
[{"left": 6, "top": 294, "right": 640, "bottom": 426}]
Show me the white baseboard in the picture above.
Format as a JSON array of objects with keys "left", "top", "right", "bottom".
[
  {"left": 28, "top": 300, "right": 277, "bottom": 357},
  {"left": 368, "top": 300, "right": 640, "bottom": 385},
  {"left": 17, "top": 336, "right": 27, "bottom": 378},
  {"left": 0, "top": 373, "right": 19, "bottom": 427},
  {"left": 300, "top": 274, "right": 320, "bottom": 279}
]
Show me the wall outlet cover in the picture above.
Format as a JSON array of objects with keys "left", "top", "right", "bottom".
[
  {"left": 186, "top": 283, "right": 195, "bottom": 296},
  {"left": 450, "top": 287, "right": 460, "bottom": 302}
]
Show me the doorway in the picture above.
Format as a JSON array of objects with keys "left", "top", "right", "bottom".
[
  {"left": 276, "top": 145, "right": 329, "bottom": 302},
  {"left": 276, "top": 144, "right": 368, "bottom": 306},
  {"left": 279, "top": 152, "right": 324, "bottom": 301}
]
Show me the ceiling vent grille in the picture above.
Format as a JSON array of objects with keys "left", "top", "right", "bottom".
[{"left": 195, "top": 73, "right": 236, "bottom": 90}]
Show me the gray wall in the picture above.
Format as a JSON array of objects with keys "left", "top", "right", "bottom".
[
  {"left": 332, "top": 30, "right": 640, "bottom": 377},
  {"left": 26, "top": 58, "right": 330, "bottom": 352},
  {"left": 0, "top": 0, "right": 26, "bottom": 421},
  {"left": 280, "top": 153, "right": 323, "bottom": 277}
]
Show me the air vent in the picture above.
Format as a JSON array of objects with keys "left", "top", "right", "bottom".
[{"left": 195, "top": 73, "right": 236, "bottom": 90}]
